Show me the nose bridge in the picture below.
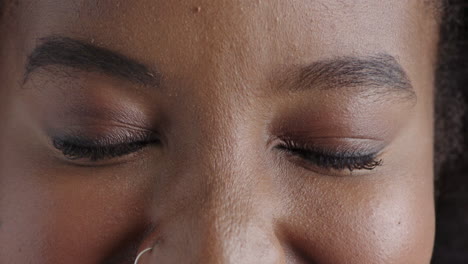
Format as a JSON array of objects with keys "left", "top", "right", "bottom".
[
  {"left": 152, "top": 189, "right": 286, "bottom": 264},
  {"left": 143, "top": 116, "right": 286, "bottom": 263},
  {"left": 181, "top": 188, "right": 283, "bottom": 264},
  {"left": 185, "top": 133, "right": 283, "bottom": 263}
]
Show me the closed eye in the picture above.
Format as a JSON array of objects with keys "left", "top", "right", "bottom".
[
  {"left": 276, "top": 138, "right": 383, "bottom": 173},
  {"left": 51, "top": 130, "right": 160, "bottom": 163}
]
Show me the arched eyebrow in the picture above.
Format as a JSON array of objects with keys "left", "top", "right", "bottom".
[
  {"left": 282, "top": 54, "right": 417, "bottom": 103},
  {"left": 24, "top": 35, "right": 161, "bottom": 87},
  {"left": 24, "top": 36, "right": 416, "bottom": 104}
]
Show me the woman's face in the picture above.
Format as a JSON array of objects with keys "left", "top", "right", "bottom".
[{"left": 0, "top": 0, "right": 439, "bottom": 263}]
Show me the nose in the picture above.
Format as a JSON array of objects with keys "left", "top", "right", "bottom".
[
  {"left": 135, "top": 183, "right": 287, "bottom": 263},
  {"left": 136, "top": 217, "right": 286, "bottom": 264},
  {"left": 135, "top": 132, "right": 287, "bottom": 264}
]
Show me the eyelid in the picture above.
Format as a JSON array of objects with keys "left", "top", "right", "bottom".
[
  {"left": 48, "top": 124, "right": 160, "bottom": 145},
  {"left": 49, "top": 127, "right": 160, "bottom": 166},
  {"left": 272, "top": 135, "right": 386, "bottom": 176},
  {"left": 271, "top": 134, "right": 387, "bottom": 152}
]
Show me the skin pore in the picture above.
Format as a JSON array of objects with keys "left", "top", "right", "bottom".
[{"left": 0, "top": 0, "right": 440, "bottom": 263}]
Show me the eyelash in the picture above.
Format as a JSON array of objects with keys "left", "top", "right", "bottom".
[
  {"left": 52, "top": 133, "right": 382, "bottom": 172},
  {"left": 52, "top": 133, "right": 159, "bottom": 162},
  {"left": 276, "top": 138, "right": 382, "bottom": 172}
]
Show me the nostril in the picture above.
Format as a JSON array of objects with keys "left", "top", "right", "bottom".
[
  {"left": 134, "top": 247, "right": 153, "bottom": 264},
  {"left": 134, "top": 225, "right": 163, "bottom": 264}
]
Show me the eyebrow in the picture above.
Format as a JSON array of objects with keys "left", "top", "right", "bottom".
[
  {"left": 24, "top": 36, "right": 161, "bottom": 87},
  {"left": 25, "top": 36, "right": 415, "bottom": 103},
  {"left": 283, "top": 54, "right": 417, "bottom": 102}
]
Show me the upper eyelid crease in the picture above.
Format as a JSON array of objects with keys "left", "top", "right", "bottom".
[{"left": 60, "top": 122, "right": 158, "bottom": 135}]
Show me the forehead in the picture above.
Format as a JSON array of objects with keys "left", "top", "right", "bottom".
[{"left": 17, "top": 0, "right": 437, "bottom": 88}]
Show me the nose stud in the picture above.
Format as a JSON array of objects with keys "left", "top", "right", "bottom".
[{"left": 134, "top": 247, "right": 153, "bottom": 264}]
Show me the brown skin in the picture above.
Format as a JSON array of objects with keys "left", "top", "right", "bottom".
[{"left": 0, "top": 0, "right": 439, "bottom": 263}]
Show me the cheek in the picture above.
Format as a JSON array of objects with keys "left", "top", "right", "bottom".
[
  {"left": 0, "top": 108, "right": 151, "bottom": 263},
  {"left": 282, "top": 174, "right": 435, "bottom": 263},
  {"left": 0, "top": 159, "right": 148, "bottom": 264},
  {"left": 279, "top": 92, "right": 436, "bottom": 263}
]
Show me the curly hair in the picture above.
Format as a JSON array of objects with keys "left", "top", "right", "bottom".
[
  {"left": 0, "top": 0, "right": 467, "bottom": 263},
  {"left": 432, "top": 0, "right": 467, "bottom": 263}
]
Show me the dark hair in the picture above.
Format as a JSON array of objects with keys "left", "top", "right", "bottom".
[
  {"left": 0, "top": 0, "right": 467, "bottom": 263},
  {"left": 433, "top": 1, "right": 467, "bottom": 263}
]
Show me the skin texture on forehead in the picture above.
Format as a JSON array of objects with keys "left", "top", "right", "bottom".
[
  {"left": 13, "top": 0, "right": 438, "bottom": 83},
  {"left": 0, "top": 0, "right": 440, "bottom": 263}
]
